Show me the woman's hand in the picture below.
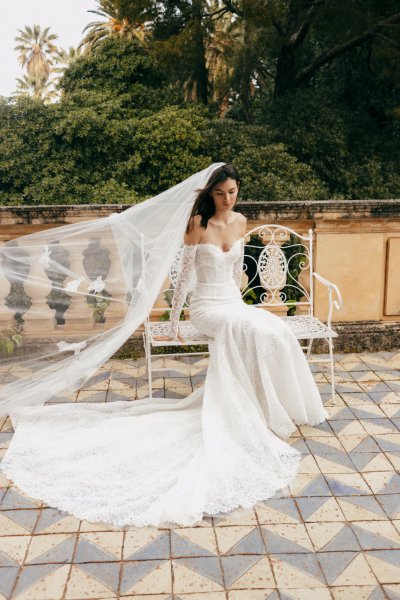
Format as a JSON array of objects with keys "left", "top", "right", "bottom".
[{"left": 153, "top": 331, "right": 186, "bottom": 343}]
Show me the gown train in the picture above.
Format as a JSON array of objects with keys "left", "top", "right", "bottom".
[{"left": 0, "top": 237, "right": 328, "bottom": 527}]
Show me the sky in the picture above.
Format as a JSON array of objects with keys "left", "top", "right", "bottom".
[{"left": 0, "top": 0, "right": 99, "bottom": 97}]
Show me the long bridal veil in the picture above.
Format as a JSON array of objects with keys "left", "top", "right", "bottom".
[{"left": 0, "top": 162, "right": 225, "bottom": 415}]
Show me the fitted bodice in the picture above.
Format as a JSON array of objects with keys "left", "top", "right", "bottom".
[
  {"left": 192, "top": 238, "right": 242, "bottom": 284},
  {"left": 168, "top": 238, "right": 244, "bottom": 338}
]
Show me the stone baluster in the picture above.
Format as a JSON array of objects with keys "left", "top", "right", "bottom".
[
  {"left": 82, "top": 238, "right": 112, "bottom": 327},
  {"left": 101, "top": 244, "right": 127, "bottom": 327},
  {"left": 0, "top": 263, "right": 14, "bottom": 330},
  {"left": 22, "top": 245, "right": 54, "bottom": 334},
  {"left": 63, "top": 240, "right": 96, "bottom": 332},
  {"left": 0, "top": 241, "right": 32, "bottom": 329}
]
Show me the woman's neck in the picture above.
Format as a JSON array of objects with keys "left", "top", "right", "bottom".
[{"left": 211, "top": 209, "right": 234, "bottom": 225}]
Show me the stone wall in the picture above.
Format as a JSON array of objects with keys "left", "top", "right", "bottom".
[{"left": 1, "top": 199, "right": 399, "bottom": 353}]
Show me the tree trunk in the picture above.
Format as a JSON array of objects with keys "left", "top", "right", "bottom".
[
  {"left": 191, "top": 0, "right": 208, "bottom": 104},
  {"left": 274, "top": 44, "right": 298, "bottom": 97},
  {"left": 273, "top": 0, "right": 312, "bottom": 97},
  {"left": 238, "top": 15, "right": 253, "bottom": 123}
]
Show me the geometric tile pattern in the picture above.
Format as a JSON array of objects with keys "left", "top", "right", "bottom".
[{"left": 0, "top": 349, "right": 399, "bottom": 598}]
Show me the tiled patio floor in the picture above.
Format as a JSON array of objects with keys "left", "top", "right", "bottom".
[{"left": 1, "top": 350, "right": 400, "bottom": 599}]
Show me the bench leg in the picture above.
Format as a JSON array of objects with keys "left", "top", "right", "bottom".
[
  {"left": 326, "top": 336, "right": 337, "bottom": 406},
  {"left": 143, "top": 332, "right": 148, "bottom": 380},
  {"left": 143, "top": 330, "right": 153, "bottom": 400}
]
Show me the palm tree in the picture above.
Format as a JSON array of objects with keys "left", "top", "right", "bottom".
[
  {"left": 79, "top": 0, "right": 148, "bottom": 54},
  {"left": 50, "top": 46, "right": 84, "bottom": 97},
  {"left": 14, "top": 24, "right": 59, "bottom": 91},
  {"left": 13, "top": 74, "right": 59, "bottom": 103},
  {"left": 56, "top": 46, "right": 84, "bottom": 67},
  {"left": 205, "top": 0, "right": 259, "bottom": 122},
  {"left": 53, "top": 46, "right": 83, "bottom": 77},
  {"left": 205, "top": 1, "right": 240, "bottom": 116}
]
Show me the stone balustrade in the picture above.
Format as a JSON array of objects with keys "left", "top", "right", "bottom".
[{"left": 1, "top": 199, "right": 399, "bottom": 354}]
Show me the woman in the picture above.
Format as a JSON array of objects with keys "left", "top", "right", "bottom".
[{"left": 0, "top": 162, "right": 328, "bottom": 528}]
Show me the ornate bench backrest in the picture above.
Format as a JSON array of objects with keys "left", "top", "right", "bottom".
[
  {"left": 151, "top": 223, "right": 314, "bottom": 318},
  {"left": 242, "top": 225, "right": 314, "bottom": 316}
]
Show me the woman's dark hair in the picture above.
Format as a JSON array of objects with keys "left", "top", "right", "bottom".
[{"left": 186, "top": 163, "right": 241, "bottom": 234}]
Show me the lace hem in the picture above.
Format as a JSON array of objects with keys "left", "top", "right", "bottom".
[{"left": 0, "top": 448, "right": 301, "bottom": 528}]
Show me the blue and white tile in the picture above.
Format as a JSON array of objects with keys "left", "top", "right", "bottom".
[{"left": 13, "top": 564, "right": 70, "bottom": 600}]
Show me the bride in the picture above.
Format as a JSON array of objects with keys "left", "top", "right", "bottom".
[{"left": 0, "top": 162, "right": 328, "bottom": 528}]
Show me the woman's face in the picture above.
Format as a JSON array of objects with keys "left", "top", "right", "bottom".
[{"left": 210, "top": 177, "right": 239, "bottom": 212}]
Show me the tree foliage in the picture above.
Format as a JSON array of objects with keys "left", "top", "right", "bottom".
[{"left": 1, "top": 1, "right": 399, "bottom": 204}]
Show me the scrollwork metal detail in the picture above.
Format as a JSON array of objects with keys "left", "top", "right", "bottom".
[
  {"left": 259, "top": 244, "right": 287, "bottom": 289},
  {"left": 242, "top": 225, "right": 312, "bottom": 312}
]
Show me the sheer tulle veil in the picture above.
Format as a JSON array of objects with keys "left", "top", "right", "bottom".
[{"left": 0, "top": 162, "right": 226, "bottom": 414}]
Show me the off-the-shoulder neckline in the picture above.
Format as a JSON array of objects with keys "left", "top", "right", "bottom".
[{"left": 184, "top": 237, "right": 242, "bottom": 254}]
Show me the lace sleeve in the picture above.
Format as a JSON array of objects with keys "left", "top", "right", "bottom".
[
  {"left": 232, "top": 237, "right": 244, "bottom": 290},
  {"left": 168, "top": 244, "right": 197, "bottom": 339}
]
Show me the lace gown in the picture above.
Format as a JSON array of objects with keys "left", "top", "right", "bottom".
[{"left": 0, "top": 237, "right": 328, "bottom": 528}]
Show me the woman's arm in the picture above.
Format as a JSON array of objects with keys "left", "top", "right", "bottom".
[
  {"left": 154, "top": 216, "right": 202, "bottom": 342},
  {"left": 232, "top": 214, "right": 247, "bottom": 289},
  {"left": 168, "top": 243, "right": 197, "bottom": 340},
  {"left": 233, "top": 237, "right": 245, "bottom": 290}
]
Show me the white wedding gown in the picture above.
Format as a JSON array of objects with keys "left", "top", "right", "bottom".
[{"left": 0, "top": 237, "right": 328, "bottom": 528}]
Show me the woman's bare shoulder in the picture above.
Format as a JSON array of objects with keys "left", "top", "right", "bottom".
[
  {"left": 235, "top": 212, "right": 247, "bottom": 234},
  {"left": 184, "top": 215, "right": 203, "bottom": 245}
]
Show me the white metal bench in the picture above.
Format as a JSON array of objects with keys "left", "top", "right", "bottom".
[{"left": 143, "top": 224, "right": 343, "bottom": 404}]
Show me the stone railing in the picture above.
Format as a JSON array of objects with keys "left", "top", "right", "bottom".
[{"left": 1, "top": 199, "right": 399, "bottom": 354}]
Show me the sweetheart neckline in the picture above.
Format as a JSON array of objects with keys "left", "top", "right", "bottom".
[{"left": 186, "top": 238, "right": 242, "bottom": 254}]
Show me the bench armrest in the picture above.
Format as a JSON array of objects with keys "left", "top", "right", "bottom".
[{"left": 313, "top": 271, "right": 343, "bottom": 328}]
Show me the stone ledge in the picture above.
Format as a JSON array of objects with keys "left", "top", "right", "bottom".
[
  {"left": 322, "top": 319, "right": 400, "bottom": 354},
  {"left": 3, "top": 320, "right": 399, "bottom": 361},
  {"left": 0, "top": 199, "right": 399, "bottom": 227}
]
